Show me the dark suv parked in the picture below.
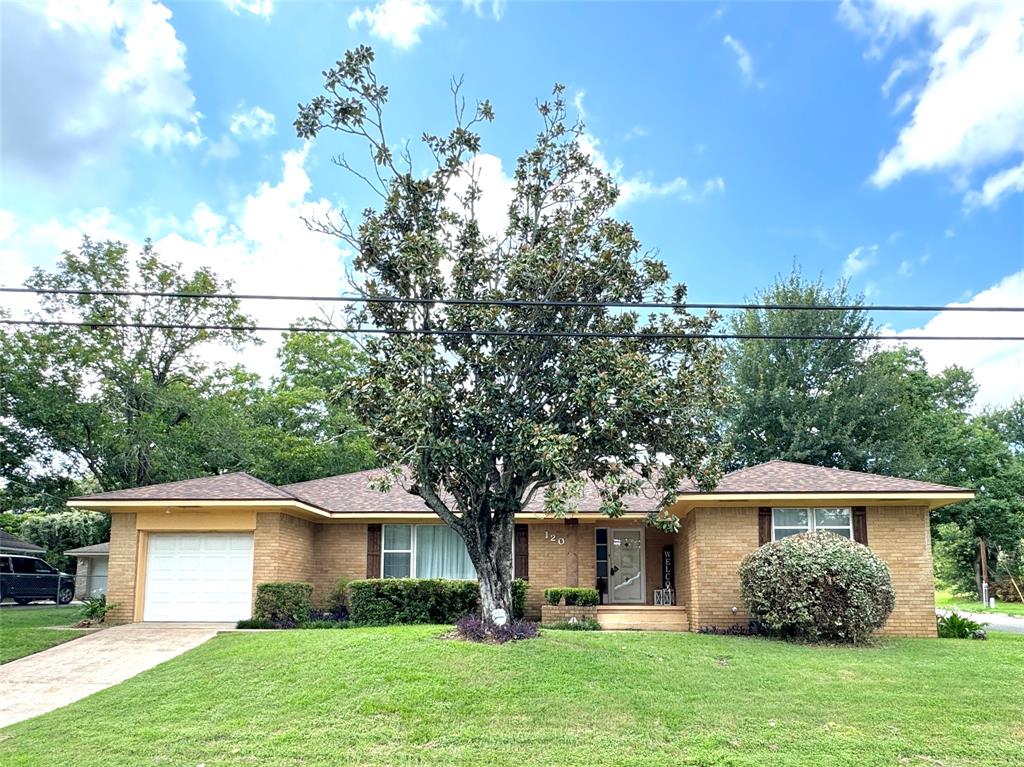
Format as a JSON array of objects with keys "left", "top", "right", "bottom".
[{"left": 0, "top": 555, "right": 75, "bottom": 605}]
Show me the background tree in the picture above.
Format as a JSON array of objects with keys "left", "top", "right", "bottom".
[
  {"left": 726, "top": 270, "right": 884, "bottom": 470},
  {"left": 1, "top": 238, "right": 256, "bottom": 509},
  {"left": 296, "top": 46, "right": 729, "bottom": 616},
  {"left": 18, "top": 510, "right": 110, "bottom": 571},
  {"left": 239, "top": 325, "right": 377, "bottom": 485}
]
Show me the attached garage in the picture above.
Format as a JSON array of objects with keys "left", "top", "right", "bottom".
[{"left": 143, "top": 533, "right": 254, "bottom": 622}]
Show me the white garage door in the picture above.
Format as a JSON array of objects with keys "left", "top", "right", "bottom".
[{"left": 144, "top": 533, "right": 254, "bottom": 622}]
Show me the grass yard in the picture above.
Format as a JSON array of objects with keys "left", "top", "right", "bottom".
[
  {"left": 2, "top": 627, "right": 1023, "bottom": 766},
  {"left": 0, "top": 606, "right": 83, "bottom": 664},
  {"left": 936, "top": 587, "right": 1024, "bottom": 617}
]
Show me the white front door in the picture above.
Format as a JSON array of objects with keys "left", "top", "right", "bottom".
[
  {"left": 144, "top": 533, "right": 254, "bottom": 621},
  {"left": 609, "top": 529, "right": 644, "bottom": 604}
]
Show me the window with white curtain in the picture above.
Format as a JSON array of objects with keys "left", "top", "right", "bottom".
[
  {"left": 772, "top": 508, "right": 852, "bottom": 540},
  {"left": 381, "top": 524, "right": 477, "bottom": 580}
]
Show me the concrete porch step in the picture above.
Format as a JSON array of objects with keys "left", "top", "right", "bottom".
[{"left": 596, "top": 605, "right": 689, "bottom": 631}]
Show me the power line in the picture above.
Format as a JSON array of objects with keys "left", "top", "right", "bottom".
[
  {"left": 1, "top": 318, "right": 1020, "bottom": 342},
  {"left": 2, "top": 285, "right": 1022, "bottom": 313}
]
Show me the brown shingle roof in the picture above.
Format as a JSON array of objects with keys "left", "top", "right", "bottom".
[
  {"left": 283, "top": 470, "right": 663, "bottom": 514},
  {"left": 682, "top": 460, "right": 970, "bottom": 495},
  {"left": 71, "top": 460, "right": 970, "bottom": 515},
  {"left": 71, "top": 472, "right": 297, "bottom": 503}
]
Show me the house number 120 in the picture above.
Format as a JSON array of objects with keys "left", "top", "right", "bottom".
[{"left": 544, "top": 531, "right": 565, "bottom": 545}]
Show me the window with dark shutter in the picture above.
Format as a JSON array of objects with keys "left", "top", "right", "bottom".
[
  {"left": 366, "top": 523, "right": 382, "bottom": 578},
  {"left": 514, "top": 524, "right": 529, "bottom": 580},
  {"left": 852, "top": 506, "right": 868, "bottom": 545},
  {"left": 758, "top": 507, "right": 772, "bottom": 546}
]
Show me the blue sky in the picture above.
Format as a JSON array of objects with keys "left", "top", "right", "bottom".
[{"left": 1, "top": 0, "right": 1022, "bottom": 405}]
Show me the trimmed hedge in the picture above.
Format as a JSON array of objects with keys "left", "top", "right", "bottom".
[
  {"left": 739, "top": 531, "right": 895, "bottom": 643},
  {"left": 349, "top": 578, "right": 530, "bottom": 625},
  {"left": 544, "top": 587, "right": 600, "bottom": 607},
  {"left": 254, "top": 582, "right": 313, "bottom": 625}
]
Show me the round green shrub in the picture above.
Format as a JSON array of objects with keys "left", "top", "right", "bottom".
[{"left": 738, "top": 531, "right": 895, "bottom": 643}]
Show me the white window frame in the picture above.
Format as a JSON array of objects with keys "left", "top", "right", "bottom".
[
  {"left": 771, "top": 507, "right": 853, "bottom": 541},
  {"left": 381, "top": 524, "right": 511, "bottom": 580},
  {"left": 381, "top": 524, "right": 414, "bottom": 578}
]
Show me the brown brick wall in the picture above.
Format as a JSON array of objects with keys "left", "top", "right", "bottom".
[
  {"left": 685, "top": 507, "right": 759, "bottom": 629},
  {"left": 683, "top": 505, "right": 938, "bottom": 637},
  {"left": 252, "top": 512, "right": 317, "bottom": 604},
  {"left": 541, "top": 604, "right": 598, "bottom": 624},
  {"left": 866, "top": 505, "right": 937, "bottom": 637},
  {"left": 105, "top": 513, "right": 138, "bottom": 623},
  {"left": 313, "top": 523, "right": 369, "bottom": 606},
  {"left": 525, "top": 523, "right": 578, "bottom": 618}
]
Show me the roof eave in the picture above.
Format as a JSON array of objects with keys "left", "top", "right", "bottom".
[
  {"left": 67, "top": 498, "right": 333, "bottom": 518},
  {"left": 674, "top": 491, "right": 975, "bottom": 513}
]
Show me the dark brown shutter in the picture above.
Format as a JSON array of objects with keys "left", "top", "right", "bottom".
[
  {"left": 852, "top": 506, "right": 868, "bottom": 545},
  {"left": 758, "top": 507, "right": 772, "bottom": 546},
  {"left": 514, "top": 524, "right": 529, "bottom": 581},
  {"left": 366, "top": 524, "right": 382, "bottom": 578}
]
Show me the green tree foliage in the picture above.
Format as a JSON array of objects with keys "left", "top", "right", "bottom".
[
  {"left": 239, "top": 326, "right": 377, "bottom": 485},
  {"left": 1, "top": 244, "right": 375, "bottom": 512},
  {"left": 1, "top": 238, "right": 257, "bottom": 509},
  {"left": 726, "top": 269, "right": 1024, "bottom": 598},
  {"left": 296, "top": 46, "right": 729, "bottom": 615},
  {"left": 19, "top": 510, "right": 110, "bottom": 571},
  {"left": 726, "top": 270, "right": 885, "bottom": 471}
]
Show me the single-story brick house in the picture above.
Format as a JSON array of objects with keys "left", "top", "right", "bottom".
[{"left": 67, "top": 460, "right": 972, "bottom": 636}]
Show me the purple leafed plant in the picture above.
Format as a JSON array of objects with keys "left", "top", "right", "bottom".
[{"left": 455, "top": 614, "right": 539, "bottom": 643}]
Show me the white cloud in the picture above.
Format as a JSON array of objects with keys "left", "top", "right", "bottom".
[
  {"left": 445, "top": 153, "right": 515, "bottom": 241},
  {"left": 723, "top": 34, "right": 762, "bottom": 88},
  {"left": 963, "top": 160, "right": 1024, "bottom": 210},
  {"left": 230, "top": 106, "right": 277, "bottom": 140},
  {"left": 348, "top": 0, "right": 440, "bottom": 50},
  {"left": 623, "top": 125, "right": 649, "bottom": 141},
  {"left": 1, "top": 0, "right": 202, "bottom": 180},
  {"left": 894, "top": 270, "right": 1024, "bottom": 408},
  {"left": 898, "top": 259, "right": 913, "bottom": 277},
  {"left": 224, "top": 0, "right": 273, "bottom": 16},
  {"left": 1, "top": 146, "right": 349, "bottom": 380},
  {"left": 571, "top": 96, "right": 724, "bottom": 212},
  {"left": 880, "top": 57, "right": 916, "bottom": 98},
  {"left": 573, "top": 89, "right": 588, "bottom": 120},
  {"left": 462, "top": 0, "right": 505, "bottom": 20},
  {"left": 842, "top": 244, "right": 878, "bottom": 278},
  {"left": 842, "top": 1, "right": 1024, "bottom": 207}
]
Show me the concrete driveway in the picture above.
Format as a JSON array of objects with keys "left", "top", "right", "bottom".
[
  {"left": 0, "top": 622, "right": 229, "bottom": 728},
  {"left": 937, "top": 609, "right": 1024, "bottom": 635}
]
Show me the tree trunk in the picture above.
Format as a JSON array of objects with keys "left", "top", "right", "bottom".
[{"left": 462, "top": 512, "right": 515, "bottom": 621}]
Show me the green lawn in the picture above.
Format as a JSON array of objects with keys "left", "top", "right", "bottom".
[
  {"left": 0, "top": 606, "right": 83, "bottom": 664},
  {"left": 936, "top": 587, "right": 1024, "bottom": 617},
  {"left": 2, "top": 627, "right": 1023, "bottom": 766}
]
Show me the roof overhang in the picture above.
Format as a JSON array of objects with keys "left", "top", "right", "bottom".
[
  {"left": 673, "top": 491, "right": 975, "bottom": 514},
  {"left": 67, "top": 498, "right": 657, "bottom": 522},
  {"left": 67, "top": 498, "right": 334, "bottom": 520}
]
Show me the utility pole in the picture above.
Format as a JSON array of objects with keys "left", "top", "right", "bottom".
[{"left": 979, "top": 537, "right": 989, "bottom": 605}]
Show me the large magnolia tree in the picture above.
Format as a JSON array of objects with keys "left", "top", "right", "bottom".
[{"left": 296, "top": 47, "right": 728, "bottom": 616}]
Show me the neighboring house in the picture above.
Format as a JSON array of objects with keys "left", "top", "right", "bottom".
[
  {"left": 0, "top": 531, "right": 45, "bottom": 556},
  {"left": 68, "top": 460, "right": 973, "bottom": 636},
  {"left": 65, "top": 542, "right": 109, "bottom": 600}
]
